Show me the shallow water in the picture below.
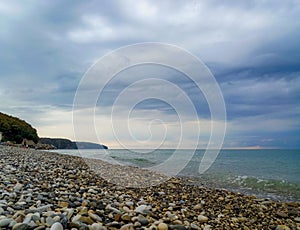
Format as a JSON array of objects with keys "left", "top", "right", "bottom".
[{"left": 52, "top": 149, "right": 300, "bottom": 201}]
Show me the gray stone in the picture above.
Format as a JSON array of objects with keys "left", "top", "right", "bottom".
[
  {"left": 170, "top": 225, "right": 186, "bottom": 230},
  {"left": 125, "top": 201, "right": 134, "bottom": 207},
  {"left": 0, "top": 218, "right": 13, "bottom": 227},
  {"left": 12, "top": 223, "right": 30, "bottom": 230},
  {"left": 46, "top": 216, "right": 55, "bottom": 226},
  {"left": 50, "top": 222, "right": 64, "bottom": 230},
  {"left": 135, "top": 205, "right": 149, "bottom": 214},
  {"left": 138, "top": 215, "right": 149, "bottom": 226},
  {"left": 294, "top": 217, "right": 300, "bottom": 222},
  {"left": 90, "top": 223, "right": 102, "bottom": 230}
]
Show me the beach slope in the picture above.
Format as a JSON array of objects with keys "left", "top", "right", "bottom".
[{"left": 0, "top": 146, "right": 299, "bottom": 229}]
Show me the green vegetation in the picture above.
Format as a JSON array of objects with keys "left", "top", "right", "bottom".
[{"left": 0, "top": 112, "right": 39, "bottom": 143}]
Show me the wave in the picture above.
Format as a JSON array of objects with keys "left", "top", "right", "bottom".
[{"left": 185, "top": 173, "right": 300, "bottom": 202}]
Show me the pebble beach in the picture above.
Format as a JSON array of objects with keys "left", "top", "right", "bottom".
[{"left": 0, "top": 146, "right": 299, "bottom": 230}]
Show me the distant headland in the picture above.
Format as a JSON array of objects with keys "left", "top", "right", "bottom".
[
  {"left": 39, "top": 137, "right": 108, "bottom": 150},
  {"left": 0, "top": 112, "right": 108, "bottom": 149}
]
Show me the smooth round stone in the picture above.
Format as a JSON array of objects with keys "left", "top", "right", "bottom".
[
  {"left": 158, "top": 223, "right": 168, "bottom": 230},
  {"left": 50, "top": 222, "right": 64, "bottom": 230},
  {"left": 108, "top": 221, "right": 121, "bottom": 228},
  {"left": 12, "top": 223, "right": 30, "bottom": 230},
  {"left": 135, "top": 205, "right": 148, "bottom": 214},
  {"left": 88, "top": 212, "right": 102, "bottom": 222},
  {"left": 134, "top": 221, "right": 141, "bottom": 227},
  {"left": 53, "top": 216, "right": 61, "bottom": 222},
  {"left": 294, "top": 217, "right": 300, "bottom": 222},
  {"left": 197, "top": 215, "right": 208, "bottom": 223},
  {"left": 14, "top": 183, "right": 23, "bottom": 191},
  {"left": 193, "top": 204, "right": 202, "bottom": 210},
  {"left": 121, "top": 213, "right": 131, "bottom": 221},
  {"left": 88, "top": 189, "right": 97, "bottom": 194},
  {"left": 58, "top": 201, "right": 69, "bottom": 208},
  {"left": 120, "top": 223, "right": 134, "bottom": 230},
  {"left": 275, "top": 225, "right": 290, "bottom": 230},
  {"left": 46, "top": 216, "right": 55, "bottom": 226},
  {"left": 173, "top": 220, "right": 182, "bottom": 225},
  {"left": 0, "top": 218, "right": 13, "bottom": 227},
  {"left": 65, "top": 208, "right": 74, "bottom": 220},
  {"left": 190, "top": 223, "right": 198, "bottom": 229},
  {"left": 123, "top": 206, "right": 131, "bottom": 213},
  {"left": 125, "top": 201, "right": 134, "bottom": 207},
  {"left": 78, "top": 216, "right": 94, "bottom": 225},
  {"left": 203, "top": 225, "right": 212, "bottom": 230},
  {"left": 7, "top": 207, "right": 15, "bottom": 213},
  {"left": 9, "top": 220, "right": 17, "bottom": 228},
  {"left": 170, "top": 225, "right": 186, "bottom": 230},
  {"left": 91, "top": 223, "right": 101, "bottom": 230},
  {"left": 276, "top": 211, "right": 288, "bottom": 218},
  {"left": 71, "top": 214, "right": 81, "bottom": 223},
  {"left": 31, "top": 212, "right": 41, "bottom": 221},
  {"left": 137, "top": 215, "right": 149, "bottom": 226},
  {"left": 34, "top": 226, "right": 46, "bottom": 230},
  {"left": 23, "top": 214, "right": 33, "bottom": 224},
  {"left": 28, "top": 220, "right": 37, "bottom": 228}
]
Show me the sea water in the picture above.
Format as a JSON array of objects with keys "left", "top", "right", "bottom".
[{"left": 52, "top": 149, "right": 300, "bottom": 201}]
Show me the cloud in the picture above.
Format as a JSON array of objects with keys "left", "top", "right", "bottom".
[{"left": 0, "top": 0, "right": 299, "bottom": 148}]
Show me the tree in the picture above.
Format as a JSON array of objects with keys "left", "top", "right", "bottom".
[{"left": 0, "top": 112, "right": 39, "bottom": 143}]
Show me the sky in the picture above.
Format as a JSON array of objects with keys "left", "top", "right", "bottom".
[{"left": 0, "top": 0, "right": 299, "bottom": 149}]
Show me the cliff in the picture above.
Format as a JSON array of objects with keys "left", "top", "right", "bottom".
[
  {"left": 39, "top": 138, "right": 108, "bottom": 149},
  {"left": 0, "top": 112, "right": 39, "bottom": 143}
]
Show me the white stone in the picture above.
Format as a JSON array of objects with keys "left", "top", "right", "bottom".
[{"left": 50, "top": 222, "right": 64, "bottom": 230}]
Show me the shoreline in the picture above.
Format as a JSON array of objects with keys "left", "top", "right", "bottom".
[
  {"left": 0, "top": 146, "right": 299, "bottom": 229},
  {"left": 51, "top": 148, "right": 300, "bottom": 203}
]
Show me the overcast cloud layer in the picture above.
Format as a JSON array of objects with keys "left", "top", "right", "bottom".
[{"left": 0, "top": 0, "right": 299, "bottom": 148}]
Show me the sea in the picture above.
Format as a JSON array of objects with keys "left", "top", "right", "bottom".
[{"left": 51, "top": 149, "right": 300, "bottom": 202}]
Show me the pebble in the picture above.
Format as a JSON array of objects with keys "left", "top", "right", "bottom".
[
  {"left": 158, "top": 223, "right": 168, "bottom": 230},
  {"left": 203, "top": 225, "right": 212, "bottom": 230},
  {"left": 276, "top": 225, "right": 291, "bottom": 230},
  {"left": 121, "top": 213, "right": 131, "bottom": 221},
  {"left": 0, "top": 218, "right": 13, "bottom": 227},
  {"left": 46, "top": 216, "right": 55, "bottom": 226},
  {"left": 135, "top": 205, "right": 149, "bottom": 214},
  {"left": 12, "top": 223, "right": 30, "bottom": 230},
  {"left": 125, "top": 201, "right": 134, "bottom": 207},
  {"left": 190, "top": 223, "right": 198, "bottom": 229},
  {"left": 193, "top": 204, "right": 202, "bottom": 210},
  {"left": 50, "top": 222, "right": 64, "bottom": 230},
  {"left": 78, "top": 216, "right": 94, "bottom": 225},
  {"left": 0, "top": 146, "right": 298, "bottom": 230},
  {"left": 277, "top": 211, "right": 288, "bottom": 218},
  {"left": 138, "top": 214, "right": 149, "bottom": 225},
  {"left": 169, "top": 225, "right": 186, "bottom": 230},
  {"left": 294, "top": 217, "right": 300, "bottom": 222},
  {"left": 197, "top": 215, "right": 208, "bottom": 223},
  {"left": 120, "top": 223, "right": 134, "bottom": 230},
  {"left": 90, "top": 223, "right": 102, "bottom": 230},
  {"left": 88, "top": 212, "right": 102, "bottom": 222}
]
